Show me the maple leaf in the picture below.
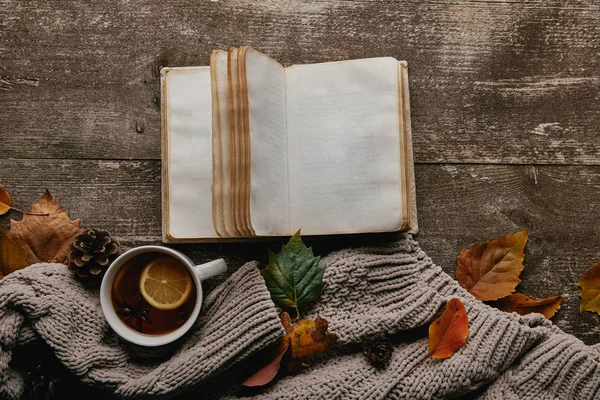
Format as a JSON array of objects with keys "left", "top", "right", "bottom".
[
  {"left": 261, "top": 230, "right": 325, "bottom": 319},
  {"left": 7, "top": 190, "right": 82, "bottom": 264},
  {"left": 578, "top": 261, "right": 600, "bottom": 314},
  {"left": 492, "top": 293, "right": 564, "bottom": 319},
  {"left": 429, "top": 298, "right": 469, "bottom": 359},
  {"left": 0, "top": 230, "right": 28, "bottom": 278},
  {"left": 455, "top": 230, "right": 528, "bottom": 301},
  {"left": 0, "top": 187, "right": 49, "bottom": 217}
]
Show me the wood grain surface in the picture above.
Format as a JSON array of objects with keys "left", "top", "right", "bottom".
[
  {"left": 1, "top": 0, "right": 599, "bottom": 163},
  {"left": 0, "top": 0, "right": 599, "bottom": 388},
  {"left": 1, "top": 161, "right": 599, "bottom": 344}
]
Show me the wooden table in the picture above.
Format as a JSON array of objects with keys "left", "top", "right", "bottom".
[{"left": 1, "top": 0, "right": 599, "bottom": 370}]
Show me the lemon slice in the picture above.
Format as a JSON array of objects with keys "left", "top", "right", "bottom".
[{"left": 139, "top": 256, "right": 193, "bottom": 311}]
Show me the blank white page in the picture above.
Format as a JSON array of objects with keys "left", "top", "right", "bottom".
[
  {"left": 163, "top": 67, "right": 218, "bottom": 239},
  {"left": 285, "top": 58, "right": 402, "bottom": 235},
  {"left": 245, "top": 48, "right": 290, "bottom": 235}
]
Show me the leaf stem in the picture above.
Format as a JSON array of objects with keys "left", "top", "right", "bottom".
[
  {"left": 11, "top": 207, "right": 49, "bottom": 216},
  {"left": 293, "top": 306, "right": 300, "bottom": 322},
  {"left": 406, "top": 358, "right": 426, "bottom": 377}
]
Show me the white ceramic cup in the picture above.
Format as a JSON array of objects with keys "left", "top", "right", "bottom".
[{"left": 99, "top": 245, "right": 227, "bottom": 347}]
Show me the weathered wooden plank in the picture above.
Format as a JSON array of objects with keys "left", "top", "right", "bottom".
[
  {"left": 413, "top": 164, "right": 600, "bottom": 345},
  {"left": 1, "top": 160, "right": 599, "bottom": 344},
  {"left": 1, "top": 0, "right": 599, "bottom": 163}
]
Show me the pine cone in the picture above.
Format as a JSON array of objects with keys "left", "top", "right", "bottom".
[
  {"left": 68, "top": 228, "right": 120, "bottom": 285},
  {"left": 362, "top": 331, "right": 393, "bottom": 367}
]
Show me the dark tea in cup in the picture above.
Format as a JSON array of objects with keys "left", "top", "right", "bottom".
[{"left": 111, "top": 252, "right": 197, "bottom": 336}]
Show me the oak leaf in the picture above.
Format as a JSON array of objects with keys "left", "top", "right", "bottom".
[
  {"left": 7, "top": 190, "right": 82, "bottom": 264},
  {"left": 578, "top": 262, "right": 600, "bottom": 314},
  {"left": 0, "top": 230, "right": 28, "bottom": 278},
  {"left": 429, "top": 298, "right": 469, "bottom": 359},
  {"left": 456, "top": 230, "right": 528, "bottom": 301},
  {"left": 0, "top": 188, "right": 11, "bottom": 215},
  {"left": 261, "top": 230, "right": 325, "bottom": 319},
  {"left": 492, "top": 293, "right": 564, "bottom": 319}
]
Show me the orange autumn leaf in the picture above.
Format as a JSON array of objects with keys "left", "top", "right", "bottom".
[
  {"left": 429, "top": 298, "right": 469, "bottom": 359},
  {"left": 493, "top": 293, "right": 564, "bottom": 319},
  {"left": 456, "top": 230, "right": 528, "bottom": 301},
  {"left": 7, "top": 190, "right": 82, "bottom": 264},
  {"left": 578, "top": 262, "right": 600, "bottom": 314},
  {"left": 0, "top": 230, "right": 28, "bottom": 278},
  {"left": 0, "top": 188, "right": 11, "bottom": 215}
]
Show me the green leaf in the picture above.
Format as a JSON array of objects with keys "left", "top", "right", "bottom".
[{"left": 261, "top": 230, "right": 325, "bottom": 316}]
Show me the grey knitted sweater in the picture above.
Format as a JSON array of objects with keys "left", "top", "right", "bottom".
[{"left": 0, "top": 234, "right": 598, "bottom": 399}]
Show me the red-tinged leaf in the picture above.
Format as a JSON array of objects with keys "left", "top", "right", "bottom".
[
  {"left": 429, "top": 298, "right": 469, "bottom": 359},
  {"left": 242, "top": 339, "right": 290, "bottom": 387},
  {"left": 492, "top": 293, "right": 564, "bottom": 319},
  {"left": 578, "top": 262, "right": 600, "bottom": 315},
  {"left": 7, "top": 190, "right": 82, "bottom": 264},
  {"left": 456, "top": 230, "right": 528, "bottom": 301},
  {"left": 241, "top": 313, "right": 337, "bottom": 388},
  {"left": 0, "top": 188, "right": 11, "bottom": 215},
  {"left": 280, "top": 312, "right": 337, "bottom": 363},
  {"left": 0, "top": 230, "right": 28, "bottom": 278}
]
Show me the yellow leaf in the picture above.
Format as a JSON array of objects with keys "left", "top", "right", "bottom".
[
  {"left": 455, "top": 230, "right": 528, "bottom": 301},
  {"left": 241, "top": 312, "right": 338, "bottom": 388},
  {"left": 0, "top": 187, "right": 11, "bottom": 215},
  {"left": 493, "top": 293, "right": 564, "bottom": 319},
  {"left": 7, "top": 190, "right": 82, "bottom": 264},
  {"left": 578, "top": 262, "right": 600, "bottom": 314},
  {"left": 429, "top": 298, "right": 469, "bottom": 359},
  {"left": 280, "top": 312, "right": 337, "bottom": 371},
  {"left": 0, "top": 229, "right": 28, "bottom": 278}
]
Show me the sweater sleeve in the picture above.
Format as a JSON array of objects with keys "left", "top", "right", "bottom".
[
  {"left": 479, "top": 330, "right": 600, "bottom": 400},
  {"left": 0, "top": 261, "right": 284, "bottom": 400}
]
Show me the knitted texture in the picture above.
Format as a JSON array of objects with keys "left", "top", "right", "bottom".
[
  {"left": 0, "top": 261, "right": 284, "bottom": 399},
  {"left": 211, "top": 236, "right": 600, "bottom": 400},
  {"left": 0, "top": 234, "right": 599, "bottom": 399}
]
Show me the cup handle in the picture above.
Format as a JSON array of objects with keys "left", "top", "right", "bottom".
[{"left": 193, "top": 258, "right": 227, "bottom": 281}]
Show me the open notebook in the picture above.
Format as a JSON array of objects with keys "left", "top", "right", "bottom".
[{"left": 161, "top": 46, "right": 418, "bottom": 242}]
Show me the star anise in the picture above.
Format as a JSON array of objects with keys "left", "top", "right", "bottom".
[{"left": 117, "top": 292, "right": 152, "bottom": 333}]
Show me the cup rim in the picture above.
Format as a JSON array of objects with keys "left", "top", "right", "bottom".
[{"left": 99, "top": 245, "right": 203, "bottom": 347}]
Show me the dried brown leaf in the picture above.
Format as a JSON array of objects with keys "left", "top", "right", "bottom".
[
  {"left": 578, "top": 262, "right": 600, "bottom": 315},
  {"left": 0, "top": 188, "right": 11, "bottom": 215},
  {"left": 493, "top": 293, "right": 564, "bottom": 319},
  {"left": 241, "top": 339, "right": 290, "bottom": 388},
  {"left": 429, "top": 298, "right": 469, "bottom": 359},
  {"left": 0, "top": 230, "right": 28, "bottom": 278},
  {"left": 244, "top": 312, "right": 338, "bottom": 388},
  {"left": 456, "top": 230, "right": 528, "bottom": 301},
  {"left": 7, "top": 190, "right": 82, "bottom": 264}
]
